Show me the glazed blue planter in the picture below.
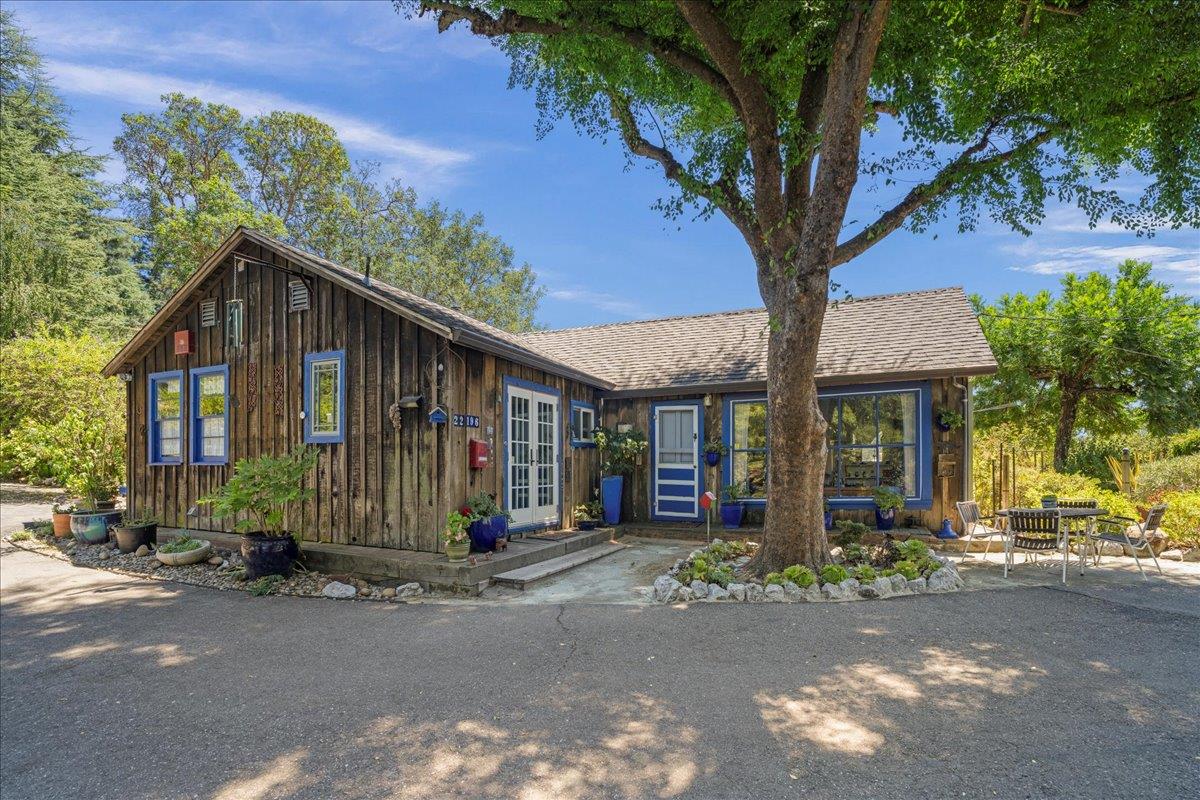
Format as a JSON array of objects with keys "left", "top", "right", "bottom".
[
  {"left": 936, "top": 518, "right": 959, "bottom": 539},
  {"left": 468, "top": 514, "right": 508, "bottom": 553},
  {"left": 601, "top": 476, "right": 624, "bottom": 525},
  {"left": 719, "top": 502, "right": 745, "bottom": 529},
  {"left": 874, "top": 507, "right": 896, "bottom": 531},
  {"left": 70, "top": 510, "right": 121, "bottom": 544},
  {"left": 824, "top": 510, "right": 834, "bottom": 531},
  {"left": 704, "top": 451, "right": 721, "bottom": 467}
]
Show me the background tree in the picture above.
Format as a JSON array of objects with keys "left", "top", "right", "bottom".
[
  {"left": 974, "top": 261, "right": 1200, "bottom": 470},
  {"left": 400, "top": 0, "right": 1200, "bottom": 571},
  {"left": 114, "top": 95, "right": 542, "bottom": 329},
  {"left": 0, "top": 11, "right": 151, "bottom": 339}
]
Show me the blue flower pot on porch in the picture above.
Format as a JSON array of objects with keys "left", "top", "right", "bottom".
[
  {"left": 601, "top": 476, "right": 624, "bottom": 526},
  {"left": 824, "top": 510, "right": 834, "bottom": 531},
  {"left": 874, "top": 508, "right": 896, "bottom": 531},
  {"left": 468, "top": 514, "right": 508, "bottom": 552},
  {"left": 704, "top": 451, "right": 721, "bottom": 467},
  {"left": 719, "top": 502, "right": 745, "bottom": 529}
]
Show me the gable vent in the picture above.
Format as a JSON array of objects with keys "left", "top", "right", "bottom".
[
  {"left": 200, "top": 299, "right": 218, "bottom": 328},
  {"left": 288, "top": 280, "right": 310, "bottom": 312}
]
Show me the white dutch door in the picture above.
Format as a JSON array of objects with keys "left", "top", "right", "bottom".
[
  {"left": 507, "top": 386, "right": 560, "bottom": 529},
  {"left": 653, "top": 404, "right": 699, "bottom": 518}
]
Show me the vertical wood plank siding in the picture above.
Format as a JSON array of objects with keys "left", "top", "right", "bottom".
[
  {"left": 126, "top": 246, "right": 601, "bottom": 552},
  {"left": 601, "top": 378, "right": 967, "bottom": 529}
]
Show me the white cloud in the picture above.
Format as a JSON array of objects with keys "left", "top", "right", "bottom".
[
  {"left": 545, "top": 287, "right": 658, "bottom": 319},
  {"left": 44, "top": 60, "right": 471, "bottom": 190},
  {"left": 1007, "top": 242, "right": 1200, "bottom": 292}
]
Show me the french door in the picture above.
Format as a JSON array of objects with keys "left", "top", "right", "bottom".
[
  {"left": 507, "top": 385, "right": 560, "bottom": 529},
  {"left": 652, "top": 402, "right": 701, "bottom": 520}
]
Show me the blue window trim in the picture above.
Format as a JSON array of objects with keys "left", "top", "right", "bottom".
[
  {"left": 721, "top": 393, "right": 769, "bottom": 506},
  {"left": 819, "top": 380, "right": 933, "bottom": 510},
  {"left": 502, "top": 376, "right": 563, "bottom": 533},
  {"left": 649, "top": 399, "right": 705, "bottom": 522},
  {"left": 189, "top": 364, "right": 229, "bottom": 465},
  {"left": 147, "top": 369, "right": 184, "bottom": 466},
  {"left": 569, "top": 399, "right": 597, "bottom": 448},
  {"left": 720, "top": 382, "right": 933, "bottom": 510},
  {"left": 303, "top": 350, "right": 346, "bottom": 444}
]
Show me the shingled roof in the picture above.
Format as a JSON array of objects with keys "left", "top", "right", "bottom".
[{"left": 521, "top": 287, "right": 997, "bottom": 394}]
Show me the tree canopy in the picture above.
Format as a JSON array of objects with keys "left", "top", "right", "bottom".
[
  {"left": 974, "top": 261, "right": 1200, "bottom": 469},
  {"left": 115, "top": 95, "right": 542, "bottom": 331},
  {"left": 0, "top": 11, "right": 151, "bottom": 340},
  {"left": 402, "top": 0, "right": 1200, "bottom": 570}
]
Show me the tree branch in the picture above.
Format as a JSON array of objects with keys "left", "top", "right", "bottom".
[
  {"left": 605, "top": 91, "right": 759, "bottom": 250},
  {"left": 418, "top": 1, "right": 741, "bottom": 110},
  {"left": 784, "top": 66, "right": 828, "bottom": 212}
]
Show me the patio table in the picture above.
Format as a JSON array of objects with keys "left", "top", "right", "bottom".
[{"left": 996, "top": 507, "right": 1108, "bottom": 581}]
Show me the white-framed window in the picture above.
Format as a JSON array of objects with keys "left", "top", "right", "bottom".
[
  {"left": 304, "top": 350, "right": 345, "bottom": 443},
  {"left": 570, "top": 400, "right": 596, "bottom": 447},
  {"left": 190, "top": 365, "right": 228, "bottom": 465}
]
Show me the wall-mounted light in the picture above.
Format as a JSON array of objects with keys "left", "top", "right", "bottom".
[{"left": 117, "top": 372, "right": 133, "bottom": 383}]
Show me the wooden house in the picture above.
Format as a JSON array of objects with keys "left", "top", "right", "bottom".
[{"left": 104, "top": 228, "right": 997, "bottom": 556}]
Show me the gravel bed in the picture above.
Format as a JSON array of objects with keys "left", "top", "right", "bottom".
[{"left": 4, "top": 531, "right": 425, "bottom": 602}]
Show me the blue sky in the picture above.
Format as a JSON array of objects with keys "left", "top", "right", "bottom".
[{"left": 11, "top": 0, "right": 1198, "bottom": 328}]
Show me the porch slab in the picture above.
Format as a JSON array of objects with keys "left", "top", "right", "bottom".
[
  {"left": 157, "top": 527, "right": 621, "bottom": 594},
  {"left": 619, "top": 522, "right": 936, "bottom": 544},
  {"left": 491, "top": 541, "right": 629, "bottom": 589}
]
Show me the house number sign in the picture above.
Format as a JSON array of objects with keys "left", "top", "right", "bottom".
[{"left": 452, "top": 414, "right": 480, "bottom": 428}]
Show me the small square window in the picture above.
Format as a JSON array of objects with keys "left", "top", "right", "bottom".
[{"left": 570, "top": 402, "right": 596, "bottom": 447}]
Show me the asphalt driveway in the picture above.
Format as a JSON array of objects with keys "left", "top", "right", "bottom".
[{"left": 2, "top": 542, "right": 1197, "bottom": 800}]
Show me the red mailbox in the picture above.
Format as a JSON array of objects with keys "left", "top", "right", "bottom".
[
  {"left": 468, "top": 438, "right": 490, "bottom": 469},
  {"left": 173, "top": 329, "right": 194, "bottom": 355}
]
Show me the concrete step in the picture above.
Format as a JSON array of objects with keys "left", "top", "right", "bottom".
[{"left": 490, "top": 541, "right": 628, "bottom": 589}]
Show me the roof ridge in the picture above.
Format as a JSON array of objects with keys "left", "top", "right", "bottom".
[{"left": 523, "top": 286, "right": 965, "bottom": 337}]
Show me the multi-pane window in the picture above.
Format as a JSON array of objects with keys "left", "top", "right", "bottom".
[
  {"left": 729, "top": 399, "right": 767, "bottom": 499},
  {"left": 148, "top": 371, "right": 183, "bottom": 465},
  {"left": 191, "top": 365, "right": 228, "bottom": 464},
  {"left": 570, "top": 401, "right": 596, "bottom": 446},
  {"left": 510, "top": 394, "right": 530, "bottom": 511},
  {"left": 304, "top": 350, "right": 345, "bottom": 443},
  {"left": 820, "top": 390, "right": 919, "bottom": 498}
]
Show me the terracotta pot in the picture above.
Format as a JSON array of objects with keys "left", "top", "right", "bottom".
[{"left": 52, "top": 512, "right": 72, "bottom": 539}]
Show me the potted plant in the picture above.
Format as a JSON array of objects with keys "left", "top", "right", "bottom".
[
  {"left": 823, "top": 497, "right": 833, "bottom": 531},
  {"left": 156, "top": 534, "right": 212, "bottom": 566},
  {"left": 51, "top": 500, "right": 75, "bottom": 539},
  {"left": 595, "top": 426, "right": 648, "bottom": 525},
  {"left": 873, "top": 487, "right": 905, "bottom": 531},
  {"left": 59, "top": 407, "right": 125, "bottom": 544},
  {"left": 67, "top": 472, "right": 122, "bottom": 545},
  {"left": 574, "top": 501, "right": 603, "bottom": 530},
  {"left": 443, "top": 510, "right": 471, "bottom": 562},
  {"left": 112, "top": 512, "right": 158, "bottom": 554},
  {"left": 936, "top": 408, "right": 964, "bottom": 432},
  {"left": 719, "top": 483, "right": 746, "bottom": 529},
  {"left": 461, "top": 492, "right": 510, "bottom": 552},
  {"left": 201, "top": 446, "right": 319, "bottom": 579},
  {"left": 703, "top": 440, "right": 727, "bottom": 467}
]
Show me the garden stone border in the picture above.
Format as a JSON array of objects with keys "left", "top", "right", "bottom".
[{"left": 651, "top": 543, "right": 963, "bottom": 604}]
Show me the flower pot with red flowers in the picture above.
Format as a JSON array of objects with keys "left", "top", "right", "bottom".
[{"left": 462, "top": 492, "right": 510, "bottom": 552}]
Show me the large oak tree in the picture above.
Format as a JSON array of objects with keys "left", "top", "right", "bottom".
[{"left": 399, "top": 0, "right": 1200, "bottom": 571}]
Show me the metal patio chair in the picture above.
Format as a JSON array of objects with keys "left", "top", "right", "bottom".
[
  {"left": 955, "top": 501, "right": 1003, "bottom": 563},
  {"left": 1004, "top": 508, "right": 1066, "bottom": 583},
  {"left": 1057, "top": 498, "right": 1099, "bottom": 572},
  {"left": 1089, "top": 503, "right": 1167, "bottom": 579}
]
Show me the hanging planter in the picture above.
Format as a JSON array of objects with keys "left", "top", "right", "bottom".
[
  {"left": 703, "top": 440, "right": 726, "bottom": 467},
  {"left": 935, "top": 408, "right": 964, "bottom": 432}
]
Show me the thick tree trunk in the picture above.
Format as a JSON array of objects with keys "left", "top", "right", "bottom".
[
  {"left": 749, "top": 270, "right": 832, "bottom": 574},
  {"left": 1053, "top": 384, "right": 1081, "bottom": 471}
]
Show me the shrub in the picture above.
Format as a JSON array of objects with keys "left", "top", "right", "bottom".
[
  {"left": 916, "top": 556, "right": 942, "bottom": 577},
  {"left": 690, "top": 556, "right": 710, "bottom": 582},
  {"left": 708, "top": 564, "right": 734, "bottom": 588},
  {"left": 820, "top": 564, "right": 849, "bottom": 585},
  {"left": 889, "top": 560, "right": 920, "bottom": 581},
  {"left": 764, "top": 571, "right": 785, "bottom": 586},
  {"left": 1017, "top": 469, "right": 1138, "bottom": 519},
  {"left": 895, "top": 538, "right": 929, "bottom": 561},
  {"left": 852, "top": 564, "right": 877, "bottom": 583},
  {"left": 833, "top": 519, "right": 869, "bottom": 546},
  {"left": 10, "top": 530, "right": 32, "bottom": 542},
  {"left": 201, "top": 447, "right": 319, "bottom": 540},
  {"left": 1159, "top": 490, "right": 1200, "bottom": 549},
  {"left": 1137, "top": 454, "right": 1200, "bottom": 499},
  {"left": 873, "top": 487, "right": 905, "bottom": 512},
  {"left": 594, "top": 426, "right": 647, "bottom": 476},
  {"left": 841, "top": 543, "right": 867, "bottom": 564},
  {"left": 782, "top": 564, "right": 815, "bottom": 588},
  {"left": 159, "top": 535, "right": 203, "bottom": 554}
]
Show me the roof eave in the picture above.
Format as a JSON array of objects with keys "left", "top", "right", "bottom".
[{"left": 452, "top": 329, "right": 614, "bottom": 390}]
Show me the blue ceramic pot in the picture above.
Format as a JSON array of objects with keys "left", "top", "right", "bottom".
[
  {"left": 824, "top": 510, "right": 834, "bottom": 531},
  {"left": 719, "top": 502, "right": 745, "bottom": 529},
  {"left": 70, "top": 510, "right": 121, "bottom": 544},
  {"left": 874, "top": 507, "right": 896, "bottom": 531},
  {"left": 704, "top": 451, "right": 721, "bottom": 467},
  {"left": 936, "top": 518, "right": 959, "bottom": 539},
  {"left": 601, "top": 476, "right": 623, "bottom": 525},
  {"left": 468, "top": 514, "right": 508, "bottom": 552}
]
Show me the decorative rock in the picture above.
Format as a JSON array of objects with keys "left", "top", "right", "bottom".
[
  {"left": 746, "top": 583, "right": 765, "bottom": 602},
  {"left": 858, "top": 584, "right": 880, "bottom": 599},
  {"left": 98, "top": 549, "right": 110, "bottom": 561},
  {"left": 321, "top": 581, "right": 357, "bottom": 599},
  {"left": 821, "top": 582, "right": 850, "bottom": 601},
  {"left": 134, "top": 545, "right": 149, "bottom": 557},
  {"left": 927, "top": 565, "right": 963, "bottom": 592},
  {"left": 727, "top": 583, "right": 747, "bottom": 602},
  {"left": 707, "top": 584, "right": 729, "bottom": 601},
  {"left": 677, "top": 587, "right": 694, "bottom": 602},
  {"left": 783, "top": 581, "right": 804, "bottom": 601},
  {"left": 358, "top": 585, "right": 371, "bottom": 596},
  {"left": 803, "top": 585, "right": 823, "bottom": 602},
  {"left": 653, "top": 575, "right": 682, "bottom": 603},
  {"left": 397, "top": 582, "right": 423, "bottom": 597},
  {"left": 907, "top": 577, "right": 927, "bottom": 593},
  {"left": 1182, "top": 547, "right": 1200, "bottom": 563},
  {"left": 838, "top": 578, "right": 860, "bottom": 593},
  {"left": 207, "top": 555, "right": 223, "bottom": 566},
  {"left": 871, "top": 576, "right": 895, "bottom": 598},
  {"left": 889, "top": 573, "right": 909, "bottom": 593},
  {"left": 382, "top": 587, "right": 397, "bottom": 599},
  {"left": 690, "top": 580, "right": 709, "bottom": 598},
  {"left": 764, "top": 583, "right": 786, "bottom": 602}
]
